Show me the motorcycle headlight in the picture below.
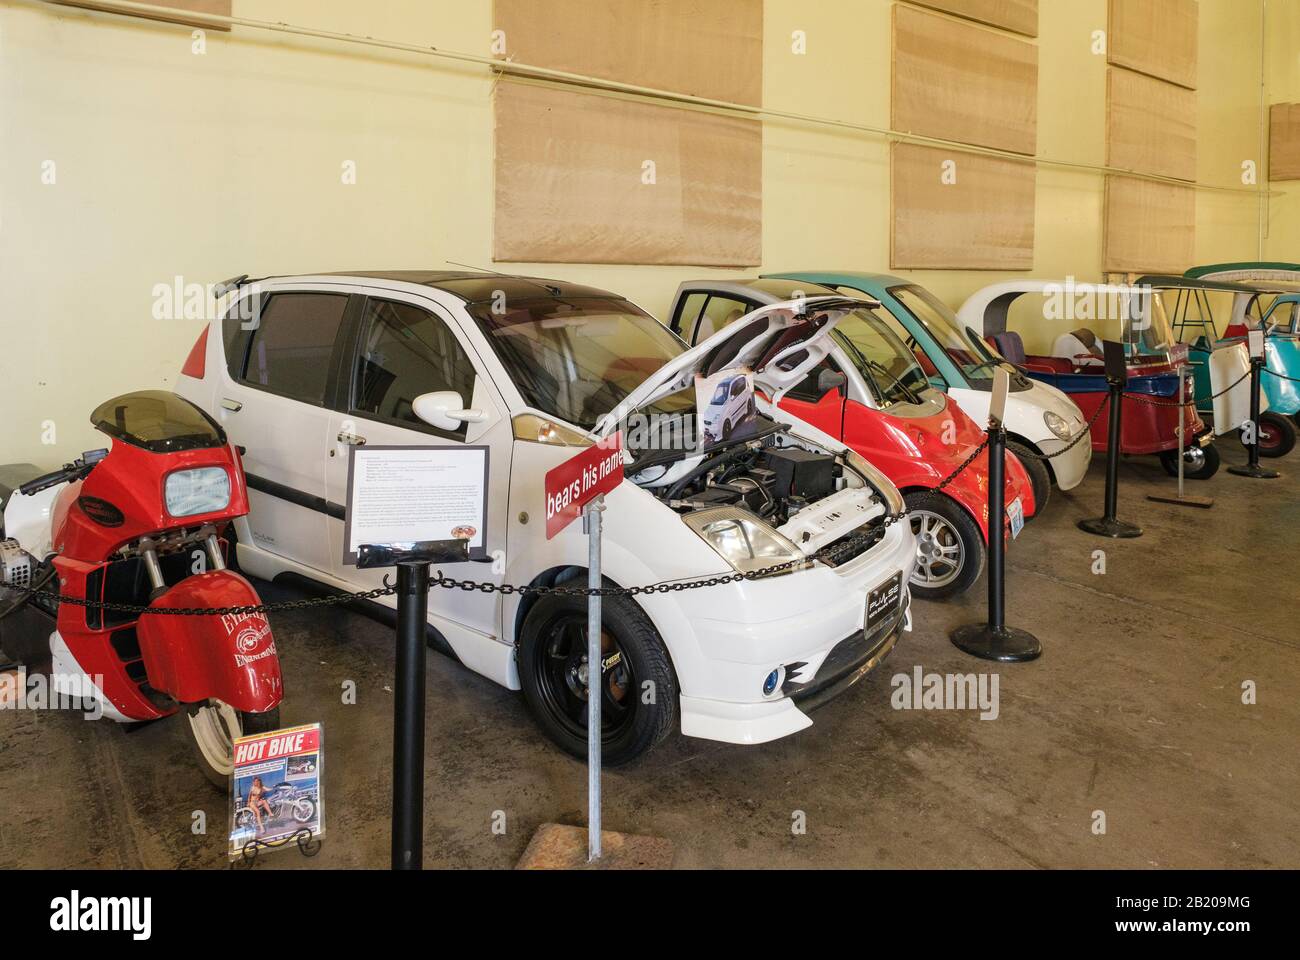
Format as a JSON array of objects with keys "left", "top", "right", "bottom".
[
  {"left": 1043, "top": 411, "right": 1072, "bottom": 441},
  {"left": 165, "top": 466, "right": 231, "bottom": 517},
  {"left": 845, "top": 450, "right": 905, "bottom": 515},
  {"left": 683, "top": 507, "right": 804, "bottom": 575}
]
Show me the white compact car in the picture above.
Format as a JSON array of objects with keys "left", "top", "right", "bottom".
[{"left": 176, "top": 272, "right": 917, "bottom": 763}]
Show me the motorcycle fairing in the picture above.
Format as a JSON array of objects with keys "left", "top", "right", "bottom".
[{"left": 135, "top": 571, "right": 283, "bottom": 713}]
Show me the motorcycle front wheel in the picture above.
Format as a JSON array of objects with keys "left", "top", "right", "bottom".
[
  {"left": 183, "top": 700, "right": 281, "bottom": 790},
  {"left": 291, "top": 798, "right": 317, "bottom": 823}
]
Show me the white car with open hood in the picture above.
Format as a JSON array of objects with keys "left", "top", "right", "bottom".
[{"left": 176, "top": 272, "right": 917, "bottom": 763}]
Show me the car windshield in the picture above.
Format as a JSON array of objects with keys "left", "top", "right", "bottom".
[
  {"left": 832, "top": 305, "right": 931, "bottom": 405},
  {"left": 889, "top": 284, "right": 1002, "bottom": 381},
  {"left": 464, "top": 297, "right": 690, "bottom": 429},
  {"left": 1125, "top": 290, "right": 1179, "bottom": 358}
]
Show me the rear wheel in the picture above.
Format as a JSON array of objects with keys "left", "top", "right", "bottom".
[
  {"left": 1006, "top": 441, "right": 1051, "bottom": 517},
  {"left": 1245, "top": 412, "right": 1296, "bottom": 458},
  {"left": 1160, "top": 443, "right": 1220, "bottom": 480},
  {"left": 184, "top": 700, "right": 281, "bottom": 789},
  {"left": 904, "top": 492, "right": 984, "bottom": 601},
  {"left": 518, "top": 591, "right": 677, "bottom": 765}
]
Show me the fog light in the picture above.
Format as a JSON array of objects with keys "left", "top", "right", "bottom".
[{"left": 763, "top": 668, "right": 781, "bottom": 697}]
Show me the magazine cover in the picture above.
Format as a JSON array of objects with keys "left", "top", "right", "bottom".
[
  {"left": 695, "top": 366, "right": 758, "bottom": 448},
  {"left": 228, "top": 722, "right": 323, "bottom": 859}
]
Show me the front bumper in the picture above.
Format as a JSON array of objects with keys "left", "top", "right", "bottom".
[
  {"left": 1034, "top": 429, "right": 1092, "bottom": 490},
  {"left": 671, "top": 518, "right": 915, "bottom": 745}
]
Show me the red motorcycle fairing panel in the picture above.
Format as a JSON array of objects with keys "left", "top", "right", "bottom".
[
  {"left": 136, "top": 571, "right": 283, "bottom": 713},
  {"left": 779, "top": 389, "right": 1036, "bottom": 542},
  {"left": 51, "top": 439, "right": 249, "bottom": 561}
]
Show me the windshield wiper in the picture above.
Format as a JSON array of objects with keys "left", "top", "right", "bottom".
[{"left": 837, "top": 335, "right": 923, "bottom": 404}]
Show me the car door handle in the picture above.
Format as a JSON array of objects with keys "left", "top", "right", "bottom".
[
  {"left": 337, "top": 431, "right": 367, "bottom": 446},
  {"left": 220, "top": 398, "right": 243, "bottom": 412}
]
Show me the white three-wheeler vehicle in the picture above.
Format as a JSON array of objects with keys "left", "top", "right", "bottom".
[{"left": 176, "top": 272, "right": 918, "bottom": 764}]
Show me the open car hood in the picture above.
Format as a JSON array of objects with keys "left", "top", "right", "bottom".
[{"left": 593, "top": 296, "right": 864, "bottom": 438}]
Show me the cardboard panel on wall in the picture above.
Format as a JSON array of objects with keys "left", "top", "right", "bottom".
[
  {"left": 493, "top": 0, "right": 762, "bottom": 106},
  {"left": 1269, "top": 103, "right": 1300, "bottom": 181},
  {"left": 494, "top": 83, "right": 761, "bottom": 266},
  {"left": 911, "top": 0, "right": 1039, "bottom": 37},
  {"left": 891, "top": 143, "right": 1035, "bottom": 270},
  {"left": 1106, "top": 0, "right": 1198, "bottom": 90},
  {"left": 892, "top": 4, "right": 1038, "bottom": 155},
  {"left": 1102, "top": 175, "right": 1195, "bottom": 274},
  {"left": 53, "top": 1, "right": 231, "bottom": 30},
  {"left": 1107, "top": 67, "right": 1196, "bottom": 182}
]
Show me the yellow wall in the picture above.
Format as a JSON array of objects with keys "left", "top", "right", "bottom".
[
  {"left": 0, "top": 0, "right": 1288, "bottom": 465},
  {"left": 1266, "top": 0, "right": 1300, "bottom": 258}
]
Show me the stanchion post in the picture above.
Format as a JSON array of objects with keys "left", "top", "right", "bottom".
[
  {"left": 583, "top": 496, "right": 605, "bottom": 862},
  {"left": 391, "top": 559, "right": 429, "bottom": 871},
  {"left": 356, "top": 538, "right": 468, "bottom": 872},
  {"left": 1228, "top": 336, "right": 1281, "bottom": 479},
  {"left": 950, "top": 370, "right": 1041, "bottom": 663},
  {"left": 1079, "top": 341, "right": 1142, "bottom": 538}
]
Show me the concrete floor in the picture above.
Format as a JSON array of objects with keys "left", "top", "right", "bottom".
[{"left": 2, "top": 444, "right": 1297, "bottom": 869}]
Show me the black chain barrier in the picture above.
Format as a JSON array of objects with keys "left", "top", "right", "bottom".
[
  {"left": 1263, "top": 366, "right": 1300, "bottom": 384},
  {"left": 4, "top": 415, "right": 1108, "bottom": 618}
]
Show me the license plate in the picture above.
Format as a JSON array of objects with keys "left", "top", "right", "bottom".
[
  {"left": 1008, "top": 497, "right": 1025, "bottom": 540},
  {"left": 866, "top": 572, "right": 903, "bottom": 630}
]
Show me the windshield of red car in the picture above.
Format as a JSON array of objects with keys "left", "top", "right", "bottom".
[{"left": 464, "top": 297, "right": 691, "bottom": 429}]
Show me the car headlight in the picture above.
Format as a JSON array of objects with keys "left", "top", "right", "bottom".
[
  {"left": 844, "top": 450, "right": 905, "bottom": 515},
  {"left": 165, "top": 466, "right": 231, "bottom": 517},
  {"left": 683, "top": 507, "right": 804, "bottom": 574},
  {"left": 1043, "top": 411, "right": 1072, "bottom": 440}
]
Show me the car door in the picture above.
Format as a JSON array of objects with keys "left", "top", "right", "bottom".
[
  {"left": 324, "top": 292, "right": 511, "bottom": 658},
  {"left": 216, "top": 289, "right": 351, "bottom": 573}
]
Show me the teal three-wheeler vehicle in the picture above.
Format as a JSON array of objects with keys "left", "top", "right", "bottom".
[{"left": 1174, "top": 264, "right": 1300, "bottom": 455}]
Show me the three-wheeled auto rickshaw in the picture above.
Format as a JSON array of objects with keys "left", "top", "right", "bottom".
[
  {"left": 955, "top": 278, "right": 1221, "bottom": 479},
  {"left": 762, "top": 271, "right": 1094, "bottom": 511},
  {"left": 1177, "top": 263, "right": 1300, "bottom": 444}
]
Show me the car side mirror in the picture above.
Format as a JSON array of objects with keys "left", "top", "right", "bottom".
[
  {"left": 412, "top": 391, "right": 488, "bottom": 431},
  {"left": 818, "top": 368, "right": 848, "bottom": 394}
]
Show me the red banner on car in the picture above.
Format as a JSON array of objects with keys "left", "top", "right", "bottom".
[{"left": 544, "top": 433, "right": 624, "bottom": 540}]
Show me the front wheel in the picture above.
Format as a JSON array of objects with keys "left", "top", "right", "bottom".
[
  {"left": 518, "top": 592, "right": 677, "bottom": 766},
  {"left": 290, "top": 797, "right": 317, "bottom": 823},
  {"left": 904, "top": 492, "right": 984, "bottom": 601},
  {"left": 1245, "top": 412, "right": 1297, "bottom": 458},
  {"left": 183, "top": 700, "right": 281, "bottom": 789},
  {"left": 1160, "top": 443, "right": 1220, "bottom": 480}
]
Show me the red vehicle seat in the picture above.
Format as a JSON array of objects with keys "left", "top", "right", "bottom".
[{"left": 1223, "top": 323, "right": 1249, "bottom": 340}]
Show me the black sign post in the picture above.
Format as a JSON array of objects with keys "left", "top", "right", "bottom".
[
  {"left": 357, "top": 539, "right": 468, "bottom": 870},
  {"left": 1228, "top": 333, "right": 1281, "bottom": 479},
  {"left": 950, "top": 370, "right": 1041, "bottom": 663},
  {"left": 1078, "top": 341, "right": 1142, "bottom": 538}
]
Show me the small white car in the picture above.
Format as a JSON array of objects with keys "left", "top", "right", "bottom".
[
  {"left": 177, "top": 273, "right": 917, "bottom": 763},
  {"left": 699, "top": 372, "right": 755, "bottom": 444}
]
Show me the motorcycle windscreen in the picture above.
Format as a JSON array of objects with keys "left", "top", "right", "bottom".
[{"left": 135, "top": 571, "right": 282, "bottom": 712}]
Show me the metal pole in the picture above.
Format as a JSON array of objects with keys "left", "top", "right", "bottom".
[
  {"left": 1103, "top": 383, "right": 1123, "bottom": 522},
  {"left": 1247, "top": 358, "right": 1263, "bottom": 470},
  {"left": 392, "top": 560, "right": 429, "bottom": 870},
  {"left": 1177, "top": 367, "right": 1187, "bottom": 499},
  {"left": 583, "top": 496, "right": 605, "bottom": 862},
  {"left": 987, "top": 425, "right": 1005, "bottom": 632}
]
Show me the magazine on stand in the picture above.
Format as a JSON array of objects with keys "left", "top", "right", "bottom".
[{"left": 228, "top": 722, "right": 323, "bottom": 859}]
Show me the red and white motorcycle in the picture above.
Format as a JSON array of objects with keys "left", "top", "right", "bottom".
[{"left": 0, "top": 390, "right": 283, "bottom": 786}]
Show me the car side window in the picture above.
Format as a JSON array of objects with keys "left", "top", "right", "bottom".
[
  {"left": 695, "top": 296, "right": 752, "bottom": 345},
  {"left": 785, "top": 357, "right": 842, "bottom": 403},
  {"left": 673, "top": 293, "right": 707, "bottom": 340},
  {"left": 238, "top": 293, "right": 349, "bottom": 405},
  {"left": 352, "top": 298, "right": 478, "bottom": 440}
]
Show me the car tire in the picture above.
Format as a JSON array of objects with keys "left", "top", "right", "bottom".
[
  {"left": 518, "top": 591, "right": 677, "bottom": 766},
  {"left": 1245, "top": 412, "right": 1296, "bottom": 458},
  {"left": 1006, "top": 441, "right": 1051, "bottom": 518},
  {"left": 1160, "top": 443, "right": 1220, "bottom": 480},
  {"left": 904, "top": 491, "right": 984, "bottom": 601}
]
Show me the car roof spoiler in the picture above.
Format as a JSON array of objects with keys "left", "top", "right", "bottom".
[{"left": 212, "top": 275, "right": 251, "bottom": 299}]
